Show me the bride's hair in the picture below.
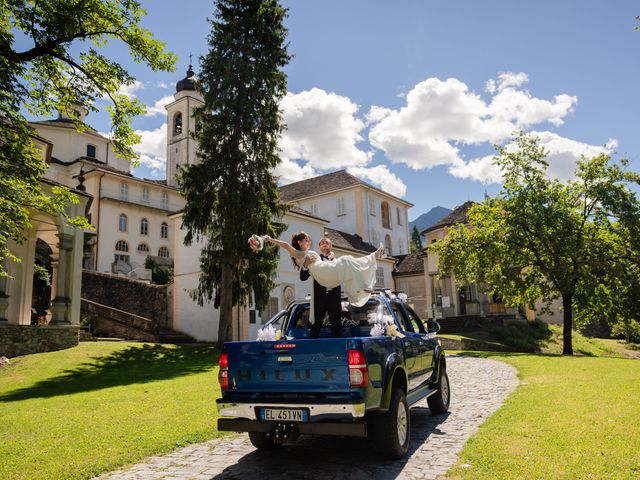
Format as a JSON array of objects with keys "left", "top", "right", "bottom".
[{"left": 290, "top": 231, "right": 310, "bottom": 268}]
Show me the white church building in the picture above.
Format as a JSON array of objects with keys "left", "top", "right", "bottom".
[{"left": 16, "top": 66, "right": 410, "bottom": 343}]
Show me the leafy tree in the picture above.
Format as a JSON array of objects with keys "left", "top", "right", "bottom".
[
  {"left": 0, "top": 0, "right": 176, "bottom": 276},
  {"left": 431, "top": 133, "right": 640, "bottom": 355},
  {"left": 410, "top": 225, "right": 423, "bottom": 253},
  {"left": 179, "top": 0, "right": 290, "bottom": 346}
]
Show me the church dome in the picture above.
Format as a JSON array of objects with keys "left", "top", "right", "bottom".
[{"left": 176, "top": 65, "right": 199, "bottom": 93}]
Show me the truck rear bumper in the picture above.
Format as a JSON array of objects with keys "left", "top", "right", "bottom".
[
  {"left": 217, "top": 401, "right": 366, "bottom": 420},
  {"left": 218, "top": 418, "right": 367, "bottom": 438}
]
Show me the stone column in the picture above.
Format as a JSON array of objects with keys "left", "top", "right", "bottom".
[{"left": 50, "top": 234, "right": 73, "bottom": 324}]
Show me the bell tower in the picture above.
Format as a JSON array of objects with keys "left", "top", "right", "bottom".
[{"left": 165, "top": 63, "right": 204, "bottom": 187}]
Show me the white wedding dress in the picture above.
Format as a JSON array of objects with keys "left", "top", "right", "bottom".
[{"left": 304, "top": 250, "right": 378, "bottom": 307}]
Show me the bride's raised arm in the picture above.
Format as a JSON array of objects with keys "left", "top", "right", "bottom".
[{"left": 262, "top": 235, "right": 307, "bottom": 265}]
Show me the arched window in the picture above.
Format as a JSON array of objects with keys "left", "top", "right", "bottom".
[
  {"left": 140, "top": 218, "right": 149, "bottom": 236},
  {"left": 384, "top": 234, "right": 392, "bottom": 256},
  {"left": 173, "top": 112, "right": 182, "bottom": 136},
  {"left": 115, "top": 240, "right": 129, "bottom": 252},
  {"left": 120, "top": 182, "right": 128, "bottom": 201},
  {"left": 118, "top": 214, "right": 127, "bottom": 232},
  {"left": 86, "top": 144, "right": 96, "bottom": 158},
  {"left": 160, "top": 222, "right": 168, "bottom": 239},
  {"left": 158, "top": 246, "right": 170, "bottom": 258},
  {"left": 381, "top": 201, "right": 391, "bottom": 229},
  {"left": 137, "top": 243, "right": 149, "bottom": 254}
]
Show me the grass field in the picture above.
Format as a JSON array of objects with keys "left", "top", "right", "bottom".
[
  {"left": 446, "top": 353, "right": 640, "bottom": 480},
  {"left": 441, "top": 321, "right": 640, "bottom": 358},
  {"left": 0, "top": 342, "right": 222, "bottom": 480}
]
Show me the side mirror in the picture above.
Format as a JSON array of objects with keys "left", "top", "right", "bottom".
[{"left": 426, "top": 320, "right": 441, "bottom": 334}]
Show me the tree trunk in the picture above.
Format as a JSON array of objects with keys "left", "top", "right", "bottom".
[
  {"left": 217, "top": 265, "right": 234, "bottom": 349},
  {"left": 562, "top": 293, "right": 573, "bottom": 355}
]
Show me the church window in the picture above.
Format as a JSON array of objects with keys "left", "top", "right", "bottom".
[
  {"left": 140, "top": 218, "right": 149, "bottom": 236},
  {"left": 162, "top": 192, "right": 169, "bottom": 210},
  {"left": 381, "top": 201, "right": 391, "bottom": 229},
  {"left": 173, "top": 112, "right": 182, "bottom": 136},
  {"left": 158, "top": 246, "right": 170, "bottom": 258},
  {"left": 375, "top": 267, "right": 385, "bottom": 287},
  {"left": 137, "top": 243, "right": 149, "bottom": 253},
  {"left": 369, "top": 197, "right": 376, "bottom": 216},
  {"left": 115, "top": 240, "right": 129, "bottom": 252},
  {"left": 161, "top": 222, "right": 168, "bottom": 239},
  {"left": 142, "top": 186, "right": 149, "bottom": 203},
  {"left": 336, "top": 197, "right": 346, "bottom": 216},
  {"left": 86, "top": 144, "right": 96, "bottom": 158},
  {"left": 118, "top": 214, "right": 127, "bottom": 232},
  {"left": 120, "top": 182, "right": 128, "bottom": 201},
  {"left": 384, "top": 234, "right": 392, "bottom": 256}
]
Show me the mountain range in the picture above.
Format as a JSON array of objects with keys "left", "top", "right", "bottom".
[{"left": 409, "top": 206, "right": 452, "bottom": 240}]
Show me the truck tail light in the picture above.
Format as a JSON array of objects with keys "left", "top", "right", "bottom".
[
  {"left": 348, "top": 349, "right": 369, "bottom": 388},
  {"left": 218, "top": 352, "right": 229, "bottom": 389}
]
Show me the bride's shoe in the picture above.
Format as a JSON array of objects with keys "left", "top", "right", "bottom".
[{"left": 375, "top": 243, "right": 385, "bottom": 259}]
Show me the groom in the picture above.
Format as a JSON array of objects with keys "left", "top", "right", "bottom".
[{"left": 301, "top": 236, "right": 343, "bottom": 338}]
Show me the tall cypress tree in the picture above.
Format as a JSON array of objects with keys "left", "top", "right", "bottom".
[
  {"left": 179, "top": 0, "right": 290, "bottom": 346},
  {"left": 410, "top": 225, "right": 423, "bottom": 253}
]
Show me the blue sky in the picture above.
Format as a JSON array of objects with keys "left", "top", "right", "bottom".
[{"left": 83, "top": 1, "right": 639, "bottom": 220}]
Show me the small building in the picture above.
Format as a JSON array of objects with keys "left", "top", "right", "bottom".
[
  {"left": 392, "top": 252, "right": 427, "bottom": 317},
  {"left": 421, "top": 201, "right": 517, "bottom": 319}
]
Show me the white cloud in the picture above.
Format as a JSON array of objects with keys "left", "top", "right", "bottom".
[
  {"left": 118, "top": 80, "right": 144, "bottom": 98},
  {"left": 145, "top": 95, "right": 174, "bottom": 116},
  {"left": 347, "top": 165, "right": 407, "bottom": 197},
  {"left": 486, "top": 72, "right": 529, "bottom": 94},
  {"left": 448, "top": 155, "right": 502, "bottom": 184},
  {"left": 368, "top": 73, "right": 578, "bottom": 172},
  {"left": 449, "top": 131, "right": 617, "bottom": 184},
  {"left": 133, "top": 123, "right": 167, "bottom": 176},
  {"left": 273, "top": 159, "right": 318, "bottom": 185},
  {"left": 533, "top": 131, "right": 617, "bottom": 182},
  {"left": 280, "top": 88, "right": 371, "bottom": 170}
]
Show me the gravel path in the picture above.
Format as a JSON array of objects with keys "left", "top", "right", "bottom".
[{"left": 95, "top": 355, "right": 519, "bottom": 480}]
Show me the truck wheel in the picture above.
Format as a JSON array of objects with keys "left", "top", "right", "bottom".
[
  {"left": 373, "top": 389, "right": 410, "bottom": 459},
  {"left": 248, "top": 431, "right": 281, "bottom": 451},
  {"left": 427, "top": 368, "right": 450, "bottom": 414}
]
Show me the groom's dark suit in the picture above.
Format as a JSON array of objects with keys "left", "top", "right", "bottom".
[{"left": 300, "top": 254, "right": 342, "bottom": 338}]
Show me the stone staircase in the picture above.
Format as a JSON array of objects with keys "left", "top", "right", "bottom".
[{"left": 81, "top": 299, "right": 195, "bottom": 344}]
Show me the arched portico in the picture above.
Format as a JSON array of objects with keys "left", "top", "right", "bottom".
[{"left": 0, "top": 182, "right": 90, "bottom": 356}]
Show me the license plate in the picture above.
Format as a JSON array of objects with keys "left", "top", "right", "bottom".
[{"left": 260, "top": 408, "right": 308, "bottom": 422}]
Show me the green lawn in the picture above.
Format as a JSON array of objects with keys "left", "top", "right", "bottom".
[
  {"left": 447, "top": 353, "right": 640, "bottom": 480},
  {"left": 0, "top": 342, "right": 222, "bottom": 480}
]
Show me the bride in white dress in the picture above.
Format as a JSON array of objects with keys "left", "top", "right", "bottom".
[{"left": 260, "top": 232, "right": 384, "bottom": 307}]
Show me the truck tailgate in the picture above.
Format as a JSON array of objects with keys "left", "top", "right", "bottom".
[{"left": 224, "top": 338, "right": 354, "bottom": 394}]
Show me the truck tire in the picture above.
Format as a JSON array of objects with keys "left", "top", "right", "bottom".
[
  {"left": 248, "top": 431, "right": 281, "bottom": 451},
  {"left": 427, "top": 368, "right": 450, "bottom": 414},
  {"left": 372, "top": 389, "right": 410, "bottom": 459}
]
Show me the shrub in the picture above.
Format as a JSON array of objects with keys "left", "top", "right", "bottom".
[{"left": 611, "top": 318, "right": 640, "bottom": 344}]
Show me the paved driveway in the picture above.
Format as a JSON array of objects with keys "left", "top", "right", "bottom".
[{"left": 96, "top": 355, "right": 519, "bottom": 480}]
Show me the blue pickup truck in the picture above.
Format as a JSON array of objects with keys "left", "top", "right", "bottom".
[{"left": 216, "top": 291, "right": 450, "bottom": 459}]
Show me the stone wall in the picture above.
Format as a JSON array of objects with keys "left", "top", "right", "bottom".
[
  {"left": 81, "top": 270, "right": 169, "bottom": 327},
  {"left": 0, "top": 324, "right": 79, "bottom": 358}
]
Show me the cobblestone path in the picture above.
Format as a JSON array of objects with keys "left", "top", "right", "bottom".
[{"left": 95, "top": 355, "right": 519, "bottom": 480}]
